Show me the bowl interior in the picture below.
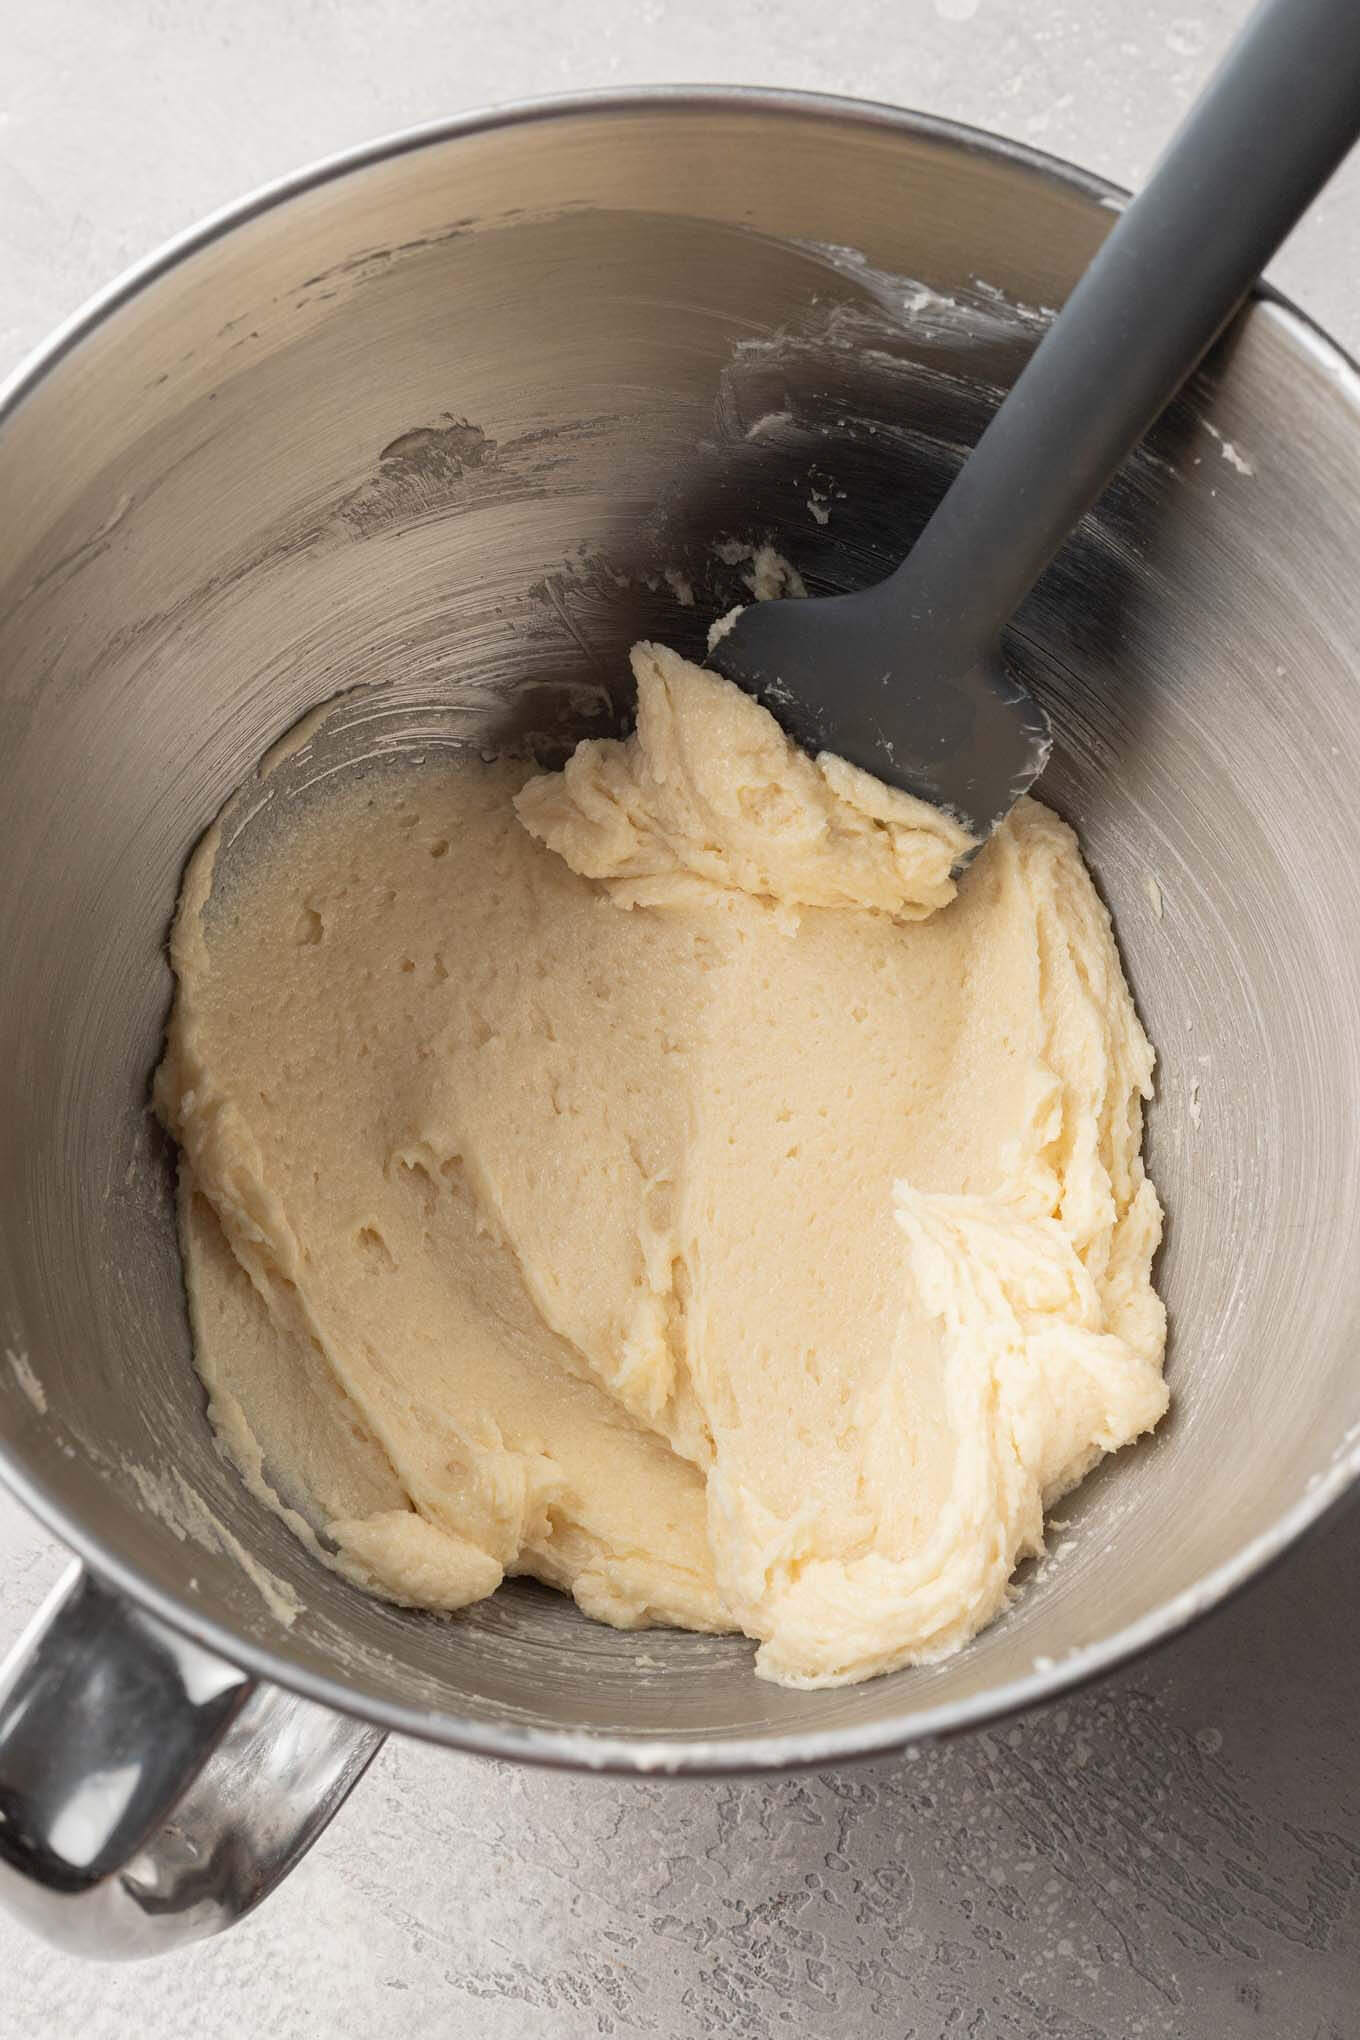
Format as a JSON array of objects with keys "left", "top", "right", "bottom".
[{"left": 2, "top": 98, "right": 1359, "bottom": 1762}]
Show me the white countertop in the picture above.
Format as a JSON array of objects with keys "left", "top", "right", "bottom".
[{"left": 2, "top": 3, "right": 1357, "bottom": 2033}]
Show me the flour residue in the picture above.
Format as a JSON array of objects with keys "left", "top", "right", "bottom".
[
  {"left": 127, "top": 1460, "right": 302, "bottom": 1626},
  {"left": 5, "top": 1346, "right": 47, "bottom": 1415}
]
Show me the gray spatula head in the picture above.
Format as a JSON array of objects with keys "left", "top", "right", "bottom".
[{"left": 706, "top": 592, "right": 1052, "bottom": 845}]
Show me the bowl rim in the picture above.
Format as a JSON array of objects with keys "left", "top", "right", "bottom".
[{"left": 2, "top": 83, "right": 1359, "bottom": 1775}]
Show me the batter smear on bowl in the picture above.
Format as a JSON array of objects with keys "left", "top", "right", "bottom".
[{"left": 155, "top": 641, "right": 1167, "bottom": 1688}]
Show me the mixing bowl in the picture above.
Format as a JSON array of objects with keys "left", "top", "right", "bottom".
[{"left": 1, "top": 89, "right": 1358, "bottom": 1959}]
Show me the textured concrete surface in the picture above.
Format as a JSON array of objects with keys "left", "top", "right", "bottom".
[{"left": 2, "top": 2, "right": 1358, "bottom": 2033}]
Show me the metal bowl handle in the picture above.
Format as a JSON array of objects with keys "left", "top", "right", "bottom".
[{"left": 0, "top": 1564, "right": 384, "bottom": 1959}]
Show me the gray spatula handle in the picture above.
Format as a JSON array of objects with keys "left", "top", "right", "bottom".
[{"left": 890, "top": 0, "right": 1360, "bottom": 657}]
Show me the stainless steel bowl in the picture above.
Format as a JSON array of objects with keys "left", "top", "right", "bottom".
[{"left": 2, "top": 89, "right": 1358, "bottom": 1958}]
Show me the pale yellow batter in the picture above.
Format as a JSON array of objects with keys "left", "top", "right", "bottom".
[{"left": 155, "top": 641, "right": 1168, "bottom": 1687}]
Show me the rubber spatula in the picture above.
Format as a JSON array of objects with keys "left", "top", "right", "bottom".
[{"left": 707, "top": 0, "right": 1360, "bottom": 845}]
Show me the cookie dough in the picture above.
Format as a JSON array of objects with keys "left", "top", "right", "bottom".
[{"left": 155, "top": 641, "right": 1168, "bottom": 1687}]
